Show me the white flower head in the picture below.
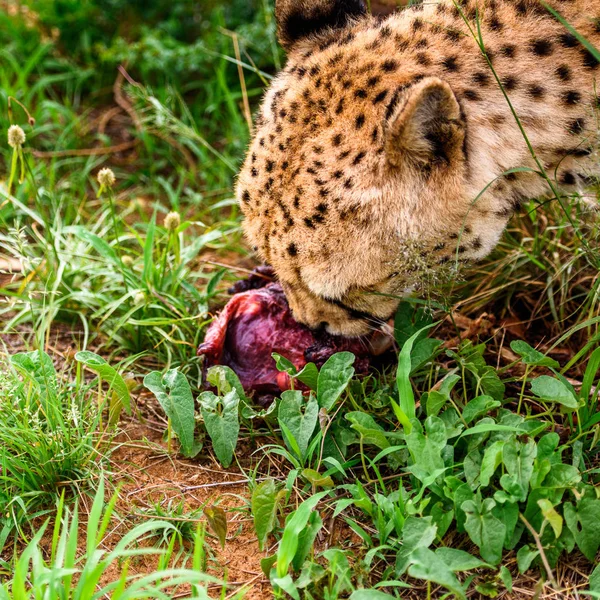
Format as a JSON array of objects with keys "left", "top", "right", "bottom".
[
  {"left": 8, "top": 125, "right": 25, "bottom": 149},
  {"left": 97, "top": 167, "right": 116, "bottom": 189},
  {"left": 164, "top": 211, "right": 181, "bottom": 232},
  {"left": 133, "top": 291, "right": 145, "bottom": 306}
]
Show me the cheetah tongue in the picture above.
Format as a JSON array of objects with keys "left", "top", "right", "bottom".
[{"left": 197, "top": 282, "right": 382, "bottom": 397}]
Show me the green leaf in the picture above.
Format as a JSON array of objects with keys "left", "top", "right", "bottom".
[
  {"left": 406, "top": 417, "right": 446, "bottom": 482},
  {"left": 435, "top": 547, "right": 491, "bottom": 571},
  {"left": 530, "top": 376, "right": 579, "bottom": 409},
  {"left": 346, "top": 411, "right": 390, "bottom": 450},
  {"left": 397, "top": 325, "right": 436, "bottom": 423},
  {"left": 462, "top": 497, "right": 506, "bottom": 565},
  {"left": 510, "top": 340, "right": 560, "bottom": 368},
  {"left": 589, "top": 562, "right": 600, "bottom": 593},
  {"left": 537, "top": 499, "right": 562, "bottom": 538},
  {"left": 11, "top": 350, "right": 57, "bottom": 403},
  {"left": 317, "top": 352, "right": 355, "bottom": 411},
  {"left": 463, "top": 395, "right": 501, "bottom": 425},
  {"left": 480, "top": 440, "right": 505, "bottom": 487},
  {"left": 292, "top": 509, "right": 323, "bottom": 572},
  {"left": 350, "top": 591, "right": 398, "bottom": 600},
  {"left": 144, "top": 369, "right": 196, "bottom": 457},
  {"left": 407, "top": 547, "right": 466, "bottom": 600},
  {"left": 199, "top": 389, "right": 240, "bottom": 468},
  {"left": 402, "top": 516, "right": 438, "bottom": 552},
  {"left": 302, "top": 469, "right": 334, "bottom": 488},
  {"left": 502, "top": 438, "right": 536, "bottom": 502},
  {"left": 206, "top": 365, "right": 245, "bottom": 400},
  {"left": 516, "top": 545, "right": 538, "bottom": 573},
  {"left": 75, "top": 351, "right": 132, "bottom": 419},
  {"left": 276, "top": 491, "right": 328, "bottom": 578},
  {"left": 204, "top": 505, "right": 227, "bottom": 549},
  {"left": 272, "top": 353, "right": 298, "bottom": 376},
  {"left": 252, "top": 480, "right": 279, "bottom": 551},
  {"left": 296, "top": 362, "right": 319, "bottom": 391},
  {"left": 278, "top": 390, "right": 319, "bottom": 459},
  {"left": 564, "top": 496, "right": 600, "bottom": 561},
  {"left": 460, "top": 423, "right": 525, "bottom": 438},
  {"left": 425, "top": 373, "right": 460, "bottom": 417},
  {"left": 541, "top": 463, "right": 581, "bottom": 489},
  {"left": 499, "top": 565, "right": 513, "bottom": 593}
]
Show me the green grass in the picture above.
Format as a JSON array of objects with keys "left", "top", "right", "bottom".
[{"left": 1, "top": 0, "right": 600, "bottom": 598}]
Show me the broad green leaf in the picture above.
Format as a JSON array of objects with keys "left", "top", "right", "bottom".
[
  {"left": 410, "top": 338, "right": 442, "bottom": 373},
  {"left": 401, "top": 516, "right": 438, "bottom": 551},
  {"left": 206, "top": 365, "right": 245, "bottom": 400},
  {"left": 11, "top": 350, "right": 57, "bottom": 403},
  {"left": 516, "top": 545, "right": 538, "bottom": 573},
  {"left": 480, "top": 440, "right": 505, "bottom": 487},
  {"left": 502, "top": 438, "right": 536, "bottom": 502},
  {"left": 276, "top": 491, "right": 328, "bottom": 578},
  {"left": 530, "top": 376, "right": 579, "bottom": 409},
  {"left": 144, "top": 369, "right": 196, "bottom": 457},
  {"left": 317, "top": 352, "right": 355, "bottom": 411},
  {"left": 500, "top": 565, "right": 513, "bottom": 593},
  {"left": 395, "top": 516, "right": 438, "bottom": 576},
  {"left": 279, "top": 390, "right": 319, "bottom": 459},
  {"left": 406, "top": 417, "right": 446, "bottom": 482},
  {"left": 199, "top": 389, "right": 240, "bottom": 468},
  {"left": 590, "top": 562, "right": 600, "bottom": 593},
  {"left": 252, "top": 480, "right": 279, "bottom": 551},
  {"left": 272, "top": 353, "right": 297, "bottom": 376},
  {"left": 407, "top": 547, "right": 466, "bottom": 599},
  {"left": 272, "top": 574, "right": 300, "bottom": 600},
  {"left": 564, "top": 496, "right": 600, "bottom": 561},
  {"left": 463, "top": 395, "right": 501, "bottom": 425},
  {"left": 510, "top": 340, "right": 560, "bottom": 368},
  {"left": 435, "top": 547, "right": 491, "bottom": 571},
  {"left": 425, "top": 373, "right": 461, "bottom": 417},
  {"left": 291, "top": 509, "right": 323, "bottom": 571},
  {"left": 462, "top": 497, "right": 506, "bottom": 565},
  {"left": 302, "top": 469, "right": 334, "bottom": 488},
  {"left": 540, "top": 463, "right": 581, "bottom": 489},
  {"left": 75, "top": 351, "right": 132, "bottom": 418},
  {"left": 346, "top": 411, "right": 390, "bottom": 450},
  {"left": 296, "top": 362, "right": 319, "bottom": 391},
  {"left": 204, "top": 505, "right": 227, "bottom": 549},
  {"left": 537, "top": 499, "right": 562, "bottom": 538}
]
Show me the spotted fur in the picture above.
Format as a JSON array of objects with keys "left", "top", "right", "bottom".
[{"left": 237, "top": 0, "right": 600, "bottom": 335}]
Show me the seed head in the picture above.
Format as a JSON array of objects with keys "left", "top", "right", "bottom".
[
  {"left": 133, "top": 291, "right": 145, "bottom": 306},
  {"left": 7, "top": 125, "right": 25, "bottom": 149},
  {"left": 121, "top": 255, "right": 134, "bottom": 267},
  {"left": 97, "top": 167, "right": 116, "bottom": 189},
  {"left": 164, "top": 211, "right": 181, "bottom": 232}
]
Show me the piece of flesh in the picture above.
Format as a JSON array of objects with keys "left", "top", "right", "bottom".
[{"left": 197, "top": 274, "right": 389, "bottom": 396}]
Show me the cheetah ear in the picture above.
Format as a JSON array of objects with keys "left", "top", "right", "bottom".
[
  {"left": 385, "top": 77, "right": 466, "bottom": 170},
  {"left": 276, "top": 0, "right": 367, "bottom": 51}
]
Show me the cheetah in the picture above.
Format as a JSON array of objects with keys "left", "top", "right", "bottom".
[{"left": 236, "top": 0, "right": 600, "bottom": 336}]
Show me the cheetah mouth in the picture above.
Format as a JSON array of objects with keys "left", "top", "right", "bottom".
[{"left": 197, "top": 268, "right": 393, "bottom": 400}]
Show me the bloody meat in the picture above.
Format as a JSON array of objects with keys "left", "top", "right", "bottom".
[{"left": 197, "top": 270, "right": 390, "bottom": 396}]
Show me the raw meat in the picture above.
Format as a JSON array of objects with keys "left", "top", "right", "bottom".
[{"left": 198, "top": 270, "right": 390, "bottom": 396}]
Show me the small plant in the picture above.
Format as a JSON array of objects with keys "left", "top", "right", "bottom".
[
  {"left": 0, "top": 478, "right": 219, "bottom": 599},
  {"left": 0, "top": 349, "right": 117, "bottom": 542}
]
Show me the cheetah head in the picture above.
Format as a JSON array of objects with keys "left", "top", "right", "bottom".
[{"left": 237, "top": 0, "right": 511, "bottom": 336}]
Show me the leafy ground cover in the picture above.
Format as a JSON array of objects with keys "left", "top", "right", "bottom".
[{"left": 1, "top": 0, "right": 600, "bottom": 598}]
